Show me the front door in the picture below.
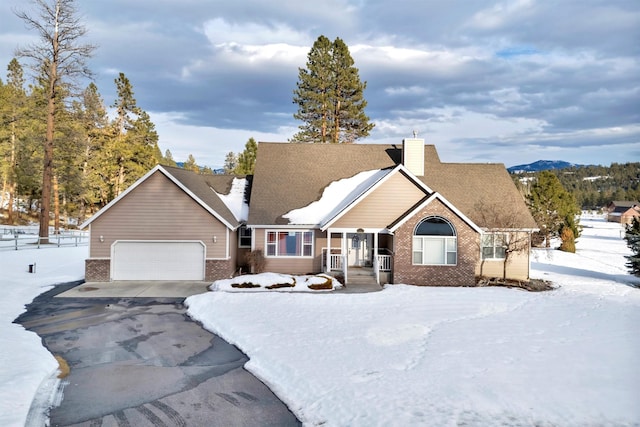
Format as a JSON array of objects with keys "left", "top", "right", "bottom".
[{"left": 347, "top": 233, "right": 371, "bottom": 267}]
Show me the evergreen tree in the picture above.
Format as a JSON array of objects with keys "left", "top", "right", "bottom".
[
  {"left": 234, "top": 137, "right": 257, "bottom": 175},
  {"left": 292, "top": 35, "right": 374, "bottom": 143},
  {"left": 73, "top": 82, "right": 109, "bottom": 218},
  {"left": 527, "top": 171, "right": 581, "bottom": 248},
  {"left": 161, "top": 149, "right": 177, "bottom": 167},
  {"left": 183, "top": 154, "right": 199, "bottom": 172},
  {"left": 15, "top": 0, "right": 95, "bottom": 241},
  {"left": 624, "top": 217, "right": 640, "bottom": 277},
  {"left": 223, "top": 151, "right": 237, "bottom": 174},
  {"left": 0, "top": 59, "right": 29, "bottom": 224},
  {"left": 107, "top": 72, "right": 159, "bottom": 199}
]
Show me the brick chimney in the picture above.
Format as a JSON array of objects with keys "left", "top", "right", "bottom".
[{"left": 402, "top": 132, "right": 424, "bottom": 176}]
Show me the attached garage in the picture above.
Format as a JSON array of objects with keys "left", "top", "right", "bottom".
[{"left": 111, "top": 241, "right": 206, "bottom": 281}]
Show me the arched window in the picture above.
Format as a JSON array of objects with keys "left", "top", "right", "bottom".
[{"left": 413, "top": 217, "right": 457, "bottom": 265}]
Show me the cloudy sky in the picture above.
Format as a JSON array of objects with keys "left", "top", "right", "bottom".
[{"left": 1, "top": 0, "right": 638, "bottom": 169}]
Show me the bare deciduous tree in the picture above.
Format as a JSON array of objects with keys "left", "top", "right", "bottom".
[
  {"left": 15, "top": 0, "right": 95, "bottom": 241},
  {"left": 476, "top": 199, "right": 533, "bottom": 281}
]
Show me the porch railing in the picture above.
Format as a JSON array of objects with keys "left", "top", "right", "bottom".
[
  {"left": 329, "top": 254, "right": 343, "bottom": 270},
  {"left": 323, "top": 247, "right": 344, "bottom": 272},
  {"left": 323, "top": 247, "right": 393, "bottom": 273},
  {"left": 376, "top": 254, "right": 392, "bottom": 272}
]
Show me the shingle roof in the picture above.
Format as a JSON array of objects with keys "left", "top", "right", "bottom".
[
  {"left": 159, "top": 166, "right": 242, "bottom": 228},
  {"left": 421, "top": 162, "right": 537, "bottom": 229},
  {"left": 248, "top": 142, "right": 537, "bottom": 230}
]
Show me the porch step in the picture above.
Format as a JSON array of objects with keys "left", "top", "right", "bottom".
[
  {"left": 343, "top": 270, "right": 381, "bottom": 292},
  {"left": 341, "top": 279, "right": 381, "bottom": 293}
]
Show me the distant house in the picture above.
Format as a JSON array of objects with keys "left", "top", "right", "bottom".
[
  {"left": 606, "top": 201, "right": 640, "bottom": 224},
  {"left": 81, "top": 138, "right": 538, "bottom": 286}
]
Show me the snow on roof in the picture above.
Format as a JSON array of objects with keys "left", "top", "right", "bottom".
[
  {"left": 214, "top": 178, "right": 248, "bottom": 222},
  {"left": 283, "top": 169, "right": 390, "bottom": 225}
]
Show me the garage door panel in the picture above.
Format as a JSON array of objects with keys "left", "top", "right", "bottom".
[{"left": 112, "top": 241, "right": 205, "bottom": 280}]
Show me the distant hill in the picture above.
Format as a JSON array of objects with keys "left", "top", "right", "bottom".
[{"left": 508, "top": 160, "right": 581, "bottom": 173}]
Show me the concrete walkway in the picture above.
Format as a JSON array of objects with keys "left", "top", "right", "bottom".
[{"left": 57, "top": 279, "right": 383, "bottom": 298}]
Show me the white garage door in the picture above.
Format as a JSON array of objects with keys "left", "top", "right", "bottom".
[{"left": 112, "top": 241, "right": 205, "bottom": 280}]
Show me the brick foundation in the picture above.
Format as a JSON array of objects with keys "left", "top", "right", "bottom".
[
  {"left": 205, "top": 259, "right": 235, "bottom": 281},
  {"left": 85, "top": 258, "right": 235, "bottom": 282},
  {"left": 85, "top": 259, "right": 110, "bottom": 282},
  {"left": 393, "top": 199, "right": 480, "bottom": 286}
]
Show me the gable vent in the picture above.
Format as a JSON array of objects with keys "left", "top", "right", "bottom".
[{"left": 402, "top": 136, "right": 425, "bottom": 176}]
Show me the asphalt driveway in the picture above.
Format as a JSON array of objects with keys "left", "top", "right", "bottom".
[{"left": 16, "top": 283, "right": 300, "bottom": 426}]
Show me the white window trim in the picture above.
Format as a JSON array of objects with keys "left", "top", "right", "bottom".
[
  {"left": 265, "top": 229, "right": 315, "bottom": 258},
  {"left": 481, "top": 232, "right": 507, "bottom": 260},
  {"left": 412, "top": 235, "right": 457, "bottom": 266}
]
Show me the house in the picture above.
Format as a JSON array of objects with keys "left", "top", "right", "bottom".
[
  {"left": 81, "top": 138, "right": 538, "bottom": 286},
  {"left": 606, "top": 201, "right": 640, "bottom": 225}
]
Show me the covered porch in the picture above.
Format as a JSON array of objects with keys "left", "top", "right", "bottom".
[{"left": 322, "top": 228, "right": 394, "bottom": 286}]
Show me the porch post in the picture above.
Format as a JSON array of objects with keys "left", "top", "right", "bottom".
[
  {"left": 326, "top": 229, "right": 331, "bottom": 273},
  {"left": 374, "top": 232, "right": 379, "bottom": 269},
  {"left": 342, "top": 231, "right": 347, "bottom": 271}
]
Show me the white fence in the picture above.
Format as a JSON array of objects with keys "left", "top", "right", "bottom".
[{"left": 0, "top": 229, "right": 88, "bottom": 251}]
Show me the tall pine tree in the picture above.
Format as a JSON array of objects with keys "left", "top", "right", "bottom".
[
  {"left": 624, "top": 217, "right": 640, "bottom": 277},
  {"left": 234, "top": 137, "right": 257, "bottom": 174},
  {"left": 15, "top": 0, "right": 95, "bottom": 241},
  {"left": 0, "top": 59, "right": 29, "bottom": 224},
  {"left": 292, "top": 36, "right": 373, "bottom": 143},
  {"left": 527, "top": 171, "right": 581, "bottom": 248},
  {"left": 107, "top": 72, "right": 159, "bottom": 199}
]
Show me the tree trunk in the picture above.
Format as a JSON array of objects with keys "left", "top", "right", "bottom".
[
  {"left": 333, "top": 100, "right": 340, "bottom": 143},
  {"left": 0, "top": 177, "right": 6, "bottom": 216},
  {"left": 53, "top": 174, "right": 60, "bottom": 234},
  {"left": 117, "top": 162, "right": 125, "bottom": 197},
  {"left": 40, "top": 46, "right": 57, "bottom": 243},
  {"left": 503, "top": 253, "right": 509, "bottom": 280},
  {"left": 7, "top": 113, "right": 17, "bottom": 225}
]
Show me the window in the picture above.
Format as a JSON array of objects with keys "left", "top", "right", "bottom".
[
  {"left": 412, "top": 217, "right": 457, "bottom": 265},
  {"left": 239, "top": 225, "right": 252, "bottom": 248},
  {"left": 482, "top": 233, "right": 507, "bottom": 259},
  {"left": 266, "top": 231, "right": 313, "bottom": 257}
]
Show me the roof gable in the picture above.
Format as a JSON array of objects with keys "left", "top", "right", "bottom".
[
  {"left": 283, "top": 168, "right": 393, "bottom": 227},
  {"left": 389, "top": 192, "right": 483, "bottom": 234},
  {"left": 81, "top": 165, "right": 241, "bottom": 230},
  {"left": 320, "top": 165, "right": 433, "bottom": 231}
]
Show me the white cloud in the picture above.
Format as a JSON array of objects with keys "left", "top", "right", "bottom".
[
  {"left": 467, "top": 0, "right": 537, "bottom": 30},
  {"left": 201, "top": 17, "right": 310, "bottom": 46},
  {"left": 150, "top": 111, "right": 291, "bottom": 168}
]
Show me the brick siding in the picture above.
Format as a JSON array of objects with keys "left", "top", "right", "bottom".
[
  {"left": 205, "top": 259, "right": 235, "bottom": 281},
  {"left": 393, "top": 199, "right": 479, "bottom": 286},
  {"left": 85, "top": 259, "right": 110, "bottom": 282}
]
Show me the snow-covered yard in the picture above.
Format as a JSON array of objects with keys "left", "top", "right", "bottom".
[
  {"left": 1, "top": 217, "right": 638, "bottom": 426},
  {"left": 186, "top": 218, "right": 640, "bottom": 426},
  {"left": 0, "top": 242, "right": 87, "bottom": 427}
]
